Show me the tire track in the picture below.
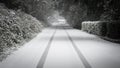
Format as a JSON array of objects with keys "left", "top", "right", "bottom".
[
  {"left": 63, "top": 26, "right": 92, "bottom": 68},
  {"left": 37, "top": 27, "right": 57, "bottom": 68}
]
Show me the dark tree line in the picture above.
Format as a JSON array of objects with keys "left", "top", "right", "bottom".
[
  {"left": 0, "top": 0, "right": 120, "bottom": 28},
  {"left": 54, "top": 0, "right": 120, "bottom": 29}
]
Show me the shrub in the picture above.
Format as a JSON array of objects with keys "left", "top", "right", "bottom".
[
  {"left": 82, "top": 21, "right": 107, "bottom": 36},
  {"left": 0, "top": 3, "right": 43, "bottom": 59},
  {"left": 82, "top": 21, "right": 120, "bottom": 40}
]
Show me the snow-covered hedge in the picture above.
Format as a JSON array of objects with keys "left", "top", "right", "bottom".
[
  {"left": 82, "top": 21, "right": 120, "bottom": 42},
  {"left": 0, "top": 3, "right": 43, "bottom": 60},
  {"left": 82, "top": 21, "right": 107, "bottom": 36}
]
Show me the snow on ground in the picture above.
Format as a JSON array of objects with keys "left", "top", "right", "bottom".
[
  {"left": 42, "top": 25, "right": 85, "bottom": 68},
  {"left": 0, "top": 23, "right": 120, "bottom": 68},
  {"left": 67, "top": 27, "right": 120, "bottom": 68}
]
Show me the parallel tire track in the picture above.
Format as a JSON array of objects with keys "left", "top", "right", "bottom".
[
  {"left": 37, "top": 27, "right": 57, "bottom": 68},
  {"left": 64, "top": 26, "right": 92, "bottom": 68}
]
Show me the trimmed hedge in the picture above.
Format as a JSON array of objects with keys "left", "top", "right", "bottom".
[
  {"left": 82, "top": 21, "right": 120, "bottom": 42},
  {"left": 82, "top": 21, "right": 107, "bottom": 36}
]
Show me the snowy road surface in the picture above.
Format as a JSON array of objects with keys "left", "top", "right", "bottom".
[{"left": 0, "top": 24, "right": 120, "bottom": 68}]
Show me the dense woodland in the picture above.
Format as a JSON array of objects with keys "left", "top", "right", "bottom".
[
  {"left": 0, "top": 0, "right": 120, "bottom": 28},
  {"left": 54, "top": 0, "right": 120, "bottom": 28}
]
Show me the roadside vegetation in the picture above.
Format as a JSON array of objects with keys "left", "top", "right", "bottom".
[
  {"left": 0, "top": 0, "right": 57, "bottom": 61},
  {"left": 0, "top": 3, "right": 44, "bottom": 61}
]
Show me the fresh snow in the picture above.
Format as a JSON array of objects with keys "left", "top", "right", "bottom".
[{"left": 0, "top": 23, "right": 120, "bottom": 68}]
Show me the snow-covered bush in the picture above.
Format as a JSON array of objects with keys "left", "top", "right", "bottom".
[
  {"left": 82, "top": 21, "right": 120, "bottom": 42},
  {"left": 82, "top": 21, "right": 107, "bottom": 36},
  {"left": 0, "top": 0, "right": 56, "bottom": 26},
  {"left": 0, "top": 3, "right": 43, "bottom": 56}
]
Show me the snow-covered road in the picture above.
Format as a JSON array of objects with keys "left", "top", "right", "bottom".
[{"left": 0, "top": 24, "right": 120, "bottom": 68}]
